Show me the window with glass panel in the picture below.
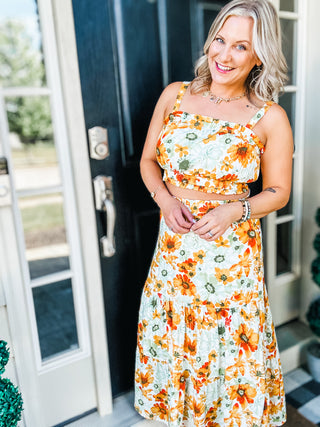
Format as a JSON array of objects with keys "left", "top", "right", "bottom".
[
  {"left": 0, "top": 0, "right": 79, "bottom": 362},
  {"left": 275, "top": 5, "right": 298, "bottom": 277}
]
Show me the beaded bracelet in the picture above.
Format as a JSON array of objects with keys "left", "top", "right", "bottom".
[{"left": 238, "top": 199, "right": 251, "bottom": 223}]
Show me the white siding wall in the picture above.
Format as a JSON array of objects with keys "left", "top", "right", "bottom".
[{"left": 300, "top": 0, "right": 320, "bottom": 323}]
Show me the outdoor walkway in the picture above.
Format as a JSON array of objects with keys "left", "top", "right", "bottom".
[{"left": 66, "top": 367, "right": 320, "bottom": 427}]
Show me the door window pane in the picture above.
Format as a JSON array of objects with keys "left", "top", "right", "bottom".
[
  {"left": 280, "top": 18, "right": 297, "bottom": 85},
  {"left": 276, "top": 221, "right": 293, "bottom": 275},
  {"left": 33, "top": 279, "right": 79, "bottom": 361},
  {"left": 0, "top": 0, "right": 46, "bottom": 87},
  {"left": 277, "top": 161, "right": 294, "bottom": 217},
  {"left": 280, "top": 0, "right": 297, "bottom": 12},
  {"left": 19, "top": 193, "right": 70, "bottom": 279},
  {"left": 278, "top": 91, "right": 296, "bottom": 138},
  {"left": 6, "top": 96, "right": 62, "bottom": 191}
]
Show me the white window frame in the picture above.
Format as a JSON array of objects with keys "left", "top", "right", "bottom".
[
  {"left": 0, "top": 0, "right": 91, "bottom": 373},
  {"left": 266, "top": 0, "right": 307, "bottom": 325}
]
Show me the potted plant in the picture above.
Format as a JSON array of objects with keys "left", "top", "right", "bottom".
[
  {"left": 306, "top": 208, "right": 320, "bottom": 382},
  {"left": 0, "top": 340, "right": 23, "bottom": 426}
]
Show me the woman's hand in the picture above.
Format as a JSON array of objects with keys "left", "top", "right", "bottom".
[
  {"left": 158, "top": 193, "right": 195, "bottom": 234},
  {"left": 191, "top": 202, "right": 242, "bottom": 241}
]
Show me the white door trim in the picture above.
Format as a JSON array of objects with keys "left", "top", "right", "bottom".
[
  {"left": 0, "top": 100, "right": 45, "bottom": 425},
  {"left": 51, "top": 0, "right": 112, "bottom": 415}
]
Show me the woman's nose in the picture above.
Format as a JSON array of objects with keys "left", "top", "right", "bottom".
[{"left": 218, "top": 46, "right": 232, "bottom": 63}]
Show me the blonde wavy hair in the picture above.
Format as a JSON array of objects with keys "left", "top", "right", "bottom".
[{"left": 190, "top": 0, "right": 288, "bottom": 101}]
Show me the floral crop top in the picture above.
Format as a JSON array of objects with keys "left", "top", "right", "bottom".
[{"left": 156, "top": 82, "right": 273, "bottom": 195}]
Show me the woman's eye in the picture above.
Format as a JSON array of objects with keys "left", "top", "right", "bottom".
[
  {"left": 215, "top": 37, "right": 224, "bottom": 43},
  {"left": 236, "top": 44, "right": 246, "bottom": 51}
]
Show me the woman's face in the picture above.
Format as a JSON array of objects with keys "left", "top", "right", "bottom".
[{"left": 207, "top": 15, "right": 261, "bottom": 92}]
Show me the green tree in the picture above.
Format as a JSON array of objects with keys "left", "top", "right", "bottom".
[{"left": 0, "top": 20, "right": 52, "bottom": 143}]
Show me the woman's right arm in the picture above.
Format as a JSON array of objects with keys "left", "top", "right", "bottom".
[{"left": 140, "top": 82, "right": 194, "bottom": 233}]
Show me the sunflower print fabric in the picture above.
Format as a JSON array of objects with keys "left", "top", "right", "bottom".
[
  {"left": 156, "top": 82, "right": 272, "bottom": 196},
  {"left": 134, "top": 83, "right": 286, "bottom": 426}
]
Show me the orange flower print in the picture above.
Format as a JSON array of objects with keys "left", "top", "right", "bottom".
[
  {"left": 193, "top": 250, "right": 206, "bottom": 263},
  {"left": 137, "top": 341, "right": 149, "bottom": 364},
  {"left": 227, "top": 402, "right": 243, "bottom": 426},
  {"left": 155, "top": 388, "right": 168, "bottom": 403},
  {"left": 156, "top": 141, "right": 168, "bottom": 166},
  {"left": 153, "top": 278, "right": 165, "bottom": 291},
  {"left": 189, "top": 116, "right": 204, "bottom": 130},
  {"left": 197, "top": 361, "right": 211, "bottom": 380},
  {"left": 164, "top": 301, "right": 181, "bottom": 330},
  {"left": 236, "top": 247, "right": 252, "bottom": 277},
  {"left": 185, "top": 307, "right": 196, "bottom": 330},
  {"left": 184, "top": 334, "right": 197, "bottom": 356},
  {"left": 227, "top": 142, "right": 255, "bottom": 168},
  {"left": 236, "top": 221, "right": 258, "bottom": 249},
  {"left": 228, "top": 384, "right": 257, "bottom": 409},
  {"left": 163, "top": 254, "right": 178, "bottom": 265},
  {"left": 190, "top": 396, "right": 206, "bottom": 418},
  {"left": 191, "top": 376, "right": 204, "bottom": 393},
  {"left": 203, "top": 133, "right": 217, "bottom": 144},
  {"left": 215, "top": 236, "right": 230, "bottom": 248},
  {"left": 151, "top": 402, "right": 168, "bottom": 420},
  {"left": 208, "top": 349, "right": 218, "bottom": 361},
  {"left": 178, "top": 258, "right": 197, "bottom": 277},
  {"left": 161, "top": 232, "right": 181, "bottom": 253},
  {"left": 173, "top": 274, "right": 196, "bottom": 296},
  {"left": 225, "top": 349, "right": 246, "bottom": 381},
  {"left": 205, "top": 398, "right": 222, "bottom": 425},
  {"left": 172, "top": 369, "right": 190, "bottom": 391},
  {"left": 135, "top": 369, "right": 154, "bottom": 388},
  {"left": 153, "top": 335, "right": 168, "bottom": 350},
  {"left": 175, "top": 144, "right": 189, "bottom": 157},
  {"left": 234, "top": 324, "right": 259, "bottom": 357},
  {"left": 214, "top": 267, "right": 234, "bottom": 284},
  {"left": 221, "top": 157, "right": 233, "bottom": 172}
]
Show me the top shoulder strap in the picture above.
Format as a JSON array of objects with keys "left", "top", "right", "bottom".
[
  {"left": 172, "top": 81, "right": 190, "bottom": 111},
  {"left": 246, "top": 101, "right": 274, "bottom": 129}
]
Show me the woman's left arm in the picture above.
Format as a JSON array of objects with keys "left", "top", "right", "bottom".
[
  {"left": 245, "top": 103, "right": 294, "bottom": 218},
  {"left": 191, "top": 104, "right": 293, "bottom": 240}
]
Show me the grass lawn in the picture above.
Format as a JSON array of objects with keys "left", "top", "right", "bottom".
[
  {"left": 12, "top": 141, "right": 57, "bottom": 167},
  {"left": 21, "top": 202, "right": 64, "bottom": 233}
]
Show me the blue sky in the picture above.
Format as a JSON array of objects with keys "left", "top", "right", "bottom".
[
  {"left": 0, "top": 0, "right": 41, "bottom": 47},
  {"left": 0, "top": 0, "right": 37, "bottom": 18}
]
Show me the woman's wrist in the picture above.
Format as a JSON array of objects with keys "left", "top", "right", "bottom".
[
  {"left": 232, "top": 200, "right": 245, "bottom": 222},
  {"left": 153, "top": 187, "right": 173, "bottom": 207}
]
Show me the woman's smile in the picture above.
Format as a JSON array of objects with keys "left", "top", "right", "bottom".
[{"left": 215, "top": 62, "right": 234, "bottom": 73}]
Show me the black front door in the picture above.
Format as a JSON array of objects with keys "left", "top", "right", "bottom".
[{"left": 72, "top": 0, "right": 228, "bottom": 397}]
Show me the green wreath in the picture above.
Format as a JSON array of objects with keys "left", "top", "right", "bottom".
[{"left": 0, "top": 341, "right": 23, "bottom": 426}]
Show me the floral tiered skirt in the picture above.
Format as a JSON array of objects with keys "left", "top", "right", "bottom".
[{"left": 134, "top": 198, "right": 286, "bottom": 427}]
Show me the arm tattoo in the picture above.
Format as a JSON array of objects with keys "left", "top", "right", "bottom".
[{"left": 263, "top": 187, "right": 276, "bottom": 193}]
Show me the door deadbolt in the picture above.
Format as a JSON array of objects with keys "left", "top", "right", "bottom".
[{"left": 88, "top": 126, "right": 109, "bottom": 160}]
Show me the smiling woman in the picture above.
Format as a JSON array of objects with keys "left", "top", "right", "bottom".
[{"left": 135, "top": 0, "right": 293, "bottom": 426}]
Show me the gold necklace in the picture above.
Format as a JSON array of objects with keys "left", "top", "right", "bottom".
[{"left": 202, "top": 90, "right": 246, "bottom": 104}]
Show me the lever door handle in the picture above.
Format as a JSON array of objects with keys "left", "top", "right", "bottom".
[
  {"left": 93, "top": 175, "right": 116, "bottom": 257},
  {"left": 100, "top": 198, "right": 116, "bottom": 257}
]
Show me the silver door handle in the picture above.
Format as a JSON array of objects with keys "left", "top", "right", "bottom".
[
  {"left": 93, "top": 175, "right": 116, "bottom": 257},
  {"left": 101, "top": 198, "right": 116, "bottom": 257}
]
